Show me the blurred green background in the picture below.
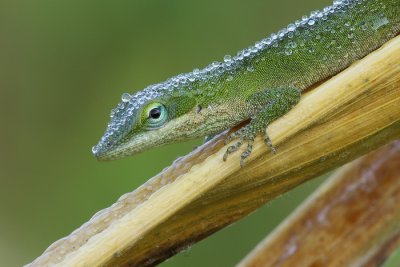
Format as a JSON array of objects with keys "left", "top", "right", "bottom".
[{"left": 0, "top": 0, "right": 339, "bottom": 266}]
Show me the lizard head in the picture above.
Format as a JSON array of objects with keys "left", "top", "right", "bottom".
[
  {"left": 92, "top": 83, "right": 199, "bottom": 161},
  {"left": 92, "top": 59, "right": 241, "bottom": 161}
]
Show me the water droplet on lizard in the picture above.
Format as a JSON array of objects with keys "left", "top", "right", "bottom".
[
  {"left": 287, "top": 24, "right": 296, "bottom": 32},
  {"left": 285, "top": 49, "right": 293, "bottom": 56},
  {"left": 372, "top": 15, "right": 389, "bottom": 31},
  {"left": 121, "top": 93, "right": 131, "bottom": 103},
  {"left": 223, "top": 55, "right": 232, "bottom": 63}
]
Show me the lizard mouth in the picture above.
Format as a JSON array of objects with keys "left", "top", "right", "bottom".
[
  {"left": 92, "top": 110, "right": 202, "bottom": 161},
  {"left": 92, "top": 141, "right": 131, "bottom": 161},
  {"left": 92, "top": 129, "right": 164, "bottom": 161}
]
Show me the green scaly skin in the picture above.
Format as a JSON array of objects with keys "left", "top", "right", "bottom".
[{"left": 93, "top": 0, "right": 400, "bottom": 166}]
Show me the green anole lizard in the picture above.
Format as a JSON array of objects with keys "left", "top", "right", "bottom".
[{"left": 93, "top": 0, "right": 400, "bottom": 166}]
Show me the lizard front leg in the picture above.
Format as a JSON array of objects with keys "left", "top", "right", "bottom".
[{"left": 223, "top": 87, "right": 301, "bottom": 167}]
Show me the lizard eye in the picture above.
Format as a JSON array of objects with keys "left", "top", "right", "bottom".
[{"left": 144, "top": 103, "right": 168, "bottom": 129}]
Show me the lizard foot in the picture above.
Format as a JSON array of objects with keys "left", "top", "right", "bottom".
[
  {"left": 223, "top": 124, "right": 275, "bottom": 167},
  {"left": 223, "top": 87, "right": 300, "bottom": 166}
]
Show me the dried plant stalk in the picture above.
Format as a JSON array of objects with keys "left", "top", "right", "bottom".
[
  {"left": 28, "top": 36, "right": 400, "bottom": 267},
  {"left": 238, "top": 140, "right": 400, "bottom": 267}
]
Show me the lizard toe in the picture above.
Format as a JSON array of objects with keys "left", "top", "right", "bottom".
[
  {"left": 264, "top": 130, "right": 277, "bottom": 154},
  {"left": 240, "top": 139, "right": 255, "bottom": 167},
  {"left": 223, "top": 138, "right": 244, "bottom": 161},
  {"left": 224, "top": 129, "right": 244, "bottom": 145}
]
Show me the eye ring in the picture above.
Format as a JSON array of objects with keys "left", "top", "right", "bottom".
[{"left": 144, "top": 103, "right": 168, "bottom": 129}]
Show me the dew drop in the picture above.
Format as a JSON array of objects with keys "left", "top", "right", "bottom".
[
  {"left": 372, "top": 16, "right": 389, "bottom": 30},
  {"left": 247, "top": 66, "right": 255, "bottom": 72},
  {"left": 263, "top": 38, "right": 272, "bottom": 45},
  {"left": 333, "top": 0, "right": 342, "bottom": 5},
  {"left": 224, "top": 55, "right": 232, "bottom": 62},
  {"left": 121, "top": 93, "right": 131, "bottom": 103},
  {"left": 289, "top": 41, "right": 297, "bottom": 48},
  {"left": 287, "top": 24, "right": 296, "bottom": 32},
  {"left": 255, "top": 41, "right": 263, "bottom": 49},
  {"left": 360, "top": 22, "right": 368, "bottom": 31}
]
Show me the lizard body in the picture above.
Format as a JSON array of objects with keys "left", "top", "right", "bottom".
[{"left": 93, "top": 0, "right": 400, "bottom": 166}]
